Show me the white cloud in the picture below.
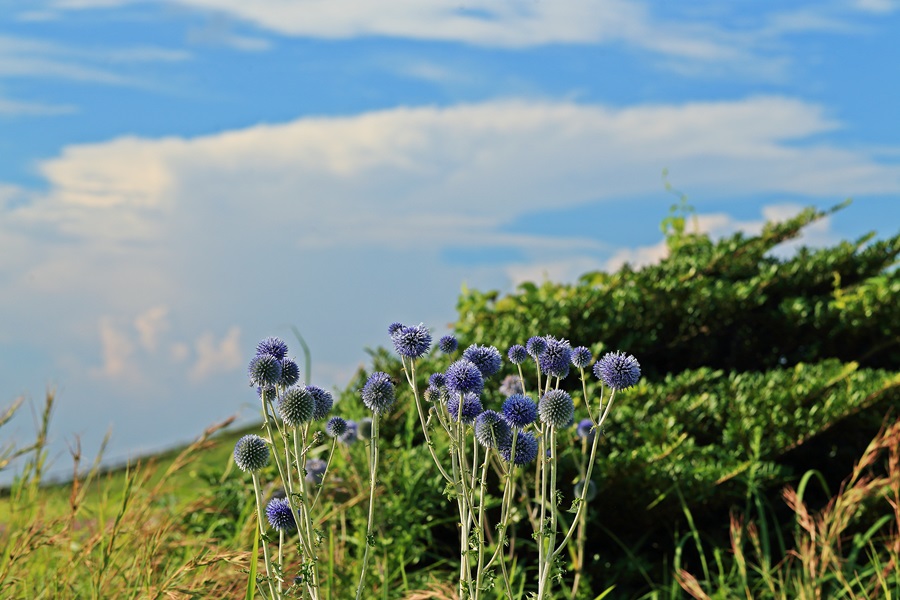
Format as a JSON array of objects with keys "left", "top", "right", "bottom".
[
  {"left": 189, "top": 327, "right": 242, "bottom": 382},
  {"left": 0, "top": 95, "right": 76, "bottom": 115},
  {"left": 92, "top": 317, "right": 137, "bottom": 380},
  {"left": 134, "top": 306, "right": 169, "bottom": 352},
  {"left": 853, "top": 0, "right": 897, "bottom": 14}
]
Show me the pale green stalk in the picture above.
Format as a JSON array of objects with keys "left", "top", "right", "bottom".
[
  {"left": 252, "top": 473, "right": 278, "bottom": 599},
  {"left": 355, "top": 413, "right": 380, "bottom": 600},
  {"left": 473, "top": 447, "right": 492, "bottom": 597}
]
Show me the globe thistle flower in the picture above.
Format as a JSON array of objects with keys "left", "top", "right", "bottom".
[
  {"left": 248, "top": 354, "right": 282, "bottom": 387},
  {"left": 339, "top": 420, "right": 359, "bottom": 445},
  {"left": 502, "top": 394, "right": 537, "bottom": 429},
  {"left": 574, "top": 479, "right": 598, "bottom": 502},
  {"left": 526, "top": 336, "right": 547, "bottom": 358},
  {"left": 280, "top": 358, "right": 301, "bottom": 387},
  {"left": 233, "top": 434, "right": 269, "bottom": 472},
  {"left": 387, "top": 322, "right": 404, "bottom": 336},
  {"left": 571, "top": 346, "right": 593, "bottom": 369},
  {"left": 593, "top": 351, "right": 641, "bottom": 390},
  {"left": 305, "top": 458, "right": 327, "bottom": 485},
  {"left": 539, "top": 389, "right": 574, "bottom": 428},
  {"left": 576, "top": 418, "right": 595, "bottom": 443},
  {"left": 391, "top": 323, "right": 432, "bottom": 359},
  {"left": 507, "top": 344, "right": 528, "bottom": 365},
  {"left": 257, "top": 386, "right": 278, "bottom": 404},
  {"left": 265, "top": 497, "right": 296, "bottom": 531},
  {"left": 307, "top": 385, "right": 334, "bottom": 421},
  {"left": 279, "top": 386, "right": 315, "bottom": 427},
  {"left": 361, "top": 372, "right": 395, "bottom": 414},
  {"left": 256, "top": 337, "right": 288, "bottom": 360},
  {"left": 462, "top": 344, "right": 503, "bottom": 378},
  {"left": 358, "top": 417, "right": 373, "bottom": 440},
  {"left": 499, "top": 375, "right": 524, "bottom": 397},
  {"left": 424, "top": 384, "right": 446, "bottom": 404},
  {"left": 500, "top": 431, "right": 538, "bottom": 465},
  {"left": 447, "top": 392, "right": 483, "bottom": 424},
  {"left": 438, "top": 335, "right": 458, "bottom": 354},
  {"left": 325, "top": 416, "right": 348, "bottom": 438},
  {"left": 474, "top": 410, "right": 512, "bottom": 449},
  {"left": 428, "top": 372, "right": 446, "bottom": 388},
  {"left": 444, "top": 359, "right": 484, "bottom": 395},
  {"left": 539, "top": 336, "right": 572, "bottom": 379}
]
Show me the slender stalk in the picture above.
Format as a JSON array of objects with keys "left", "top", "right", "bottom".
[
  {"left": 355, "top": 414, "right": 380, "bottom": 600},
  {"left": 404, "top": 357, "right": 454, "bottom": 483},
  {"left": 473, "top": 448, "right": 492, "bottom": 597},
  {"left": 252, "top": 473, "right": 278, "bottom": 599}
]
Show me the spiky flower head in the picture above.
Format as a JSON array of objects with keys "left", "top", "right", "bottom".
[
  {"left": 257, "top": 386, "right": 278, "bottom": 404},
  {"left": 279, "top": 386, "right": 315, "bottom": 427},
  {"left": 447, "top": 392, "right": 483, "bottom": 424},
  {"left": 428, "top": 372, "right": 446, "bottom": 388},
  {"left": 500, "top": 431, "right": 538, "bottom": 465},
  {"left": 307, "top": 385, "right": 334, "bottom": 421},
  {"left": 444, "top": 359, "right": 484, "bottom": 395},
  {"left": 539, "top": 336, "right": 572, "bottom": 379},
  {"left": 305, "top": 458, "right": 327, "bottom": 485},
  {"left": 499, "top": 375, "right": 524, "bottom": 397},
  {"left": 358, "top": 417, "right": 373, "bottom": 440},
  {"left": 574, "top": 479, "right": 598, "bottom": 502},
  {"left": 256, "top": 337, "right": 288, "bottom": 360},
  {"left": 248, "top": 354, "right": 282, "bottom": 387},
  {"left": 265, "top": 497, "right": 296, "bottom": 531},
  {"left": 361, "top": 372, "right": 395, "bottom": 414},
  {"left": 576, "top": 418, "right": 595, "bottom": 443},
  {"left": 233, "top": 434, "right": 269, "bottom": 472},
  {"left": 539, "top": 389, "right": 574, "bottom": 428},
  {"left": 325, "top": 416, "right": 348, "bottom": 438},
  {"left": 502, "top": 394, "right": 537, "bottom": 429},
  {"left": 462, "top": 344, "right": 503, "bottom": 378},
  {"left": 438, "top": 335, "right": 458, "bottom": 354},
  {"left": 387, "top": 322, "right": 404, "bottom": 336},
  {"left": 339, "top": 420, "right": 358, "bottom": 445},
  {"left": 279, "top": 358, "right": 300, "bottom": 387},
  {"left": 526, "top": 336, "right": 547, "bottom": 358},
  {"left": 474, "top": 410, "right": 512, "bottom": 449},
  {"left": 391, "top": 323, "right": 432, "bottom": 358},
  {"left": 424, "top": 385, "right": 447, "bottom": 404},
  {"left": 507, "top": 344, "right": 528, "bottom": 365},
  {"left": 571, "top": 346, "right": 593, "bottom": 369},
  {"left": 593, "top": 351, "right": 641, "bottom": 390}
]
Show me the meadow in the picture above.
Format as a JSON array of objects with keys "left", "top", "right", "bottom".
[{"left": 2, "top": 202, "right": 899, "bottom": 599}]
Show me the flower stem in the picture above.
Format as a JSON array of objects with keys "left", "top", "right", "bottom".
[{"left": 355, "top": 413, "right": 379, "bottom": 600}]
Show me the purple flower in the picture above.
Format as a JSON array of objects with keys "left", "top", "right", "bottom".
[
  {"left": 538, "top": 389, "right": 574, "bottom": 428},
  {"left": 447, "top": 392, "right": 483, "bottom": 424},
  {"left": 361, "top": 372, "right": 395, "bottom": 414},
  {"left": 593, "top": 351, "right": 641, "bottom": 390},
  {"left": 392, "top": 323, "right": 432, "bottom": 358},
  {"left": 438, "top": 335, "right": 458, "bottom": 354},
  {"left": 571, "top": 346, "right": 592, "bottom": 369},
  {"left": 307, "top": 385, "right": 334, "bottom": 421},
  {"left": 280, "top": 358, "right": 301, "bottom": 387},
  {"left": 526, "top": 336, "right": 547, "bottom": 358},
  {"left": 538, "top": 336, "right": 572, "bottom": 379},
  {"left": 444, "top": 359, "right": 484, "bottom": 396},
  {"left": 475, "top": 410, "right": 512, "bottom": 449},
  {"left": 279, "top": 386, "right": 315, "bottom": 427},
  {"left": 502, "top": 394, "right": 537, "bottom": 429},
  {"left": 500, "top": 431, "right": 538, "bottom": 465},
  {"left": 462, "top": 344, "right": 503, "bottom": 378},
  {"left": 305, "top": 458, "right": 327, "bottom": 485},
  {"left": 576, "top": 418, "right": 595, "bottom": 443},
  {"left": 233, "top": 435, "right": 269, "bottom": 472},
  {"left": 507, "top": 345, "right": 528, "bottom": 365},
  {"left": 266, "top": 497, "right": 296, "bottom": 531},
  {"left": 325, "top": 416, "right": 348, "bottom": 438},
  {"left": 256, "top": 337, "right": 288, "bottom": 360},
  {"left": 248, "top": 354, "right": 282, "bottom": 387},
  {"left": 499, "top": 374, "right": 524, "bottom": 397}
]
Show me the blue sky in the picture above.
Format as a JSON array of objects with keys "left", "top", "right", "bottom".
[{"left": 2, "top": 0, "right": 899, "bottom": 478}]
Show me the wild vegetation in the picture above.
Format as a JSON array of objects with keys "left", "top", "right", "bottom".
[{"left": 1, "top": 201, "right": 898, "bottom": 599}]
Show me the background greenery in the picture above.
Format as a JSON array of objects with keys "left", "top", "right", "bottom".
[{"left": 2, "top": 200, "right": 898, "bottom": 599}]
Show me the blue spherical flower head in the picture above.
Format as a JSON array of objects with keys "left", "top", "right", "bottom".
[
  {"left": 279, "top": 387, "right": 315, "bottom": 427},
  {"left": 248, "top": 354, "right": 282, "bottom": 387},
  {"left": 234, "top": 434, "right": 269, "bottom": 472},
  {"left": 576, "top": 418, "right": 595, "bottom": 443},
  {"left": 279, "top": 358, "right": 301, "bottom": 387},
  {"left": 500, "top": 431, "right": 538, "bottom": 465},
  {"left": 438, "top": 335, "right": 458, "bottom": 354},
  {"left": 502, "top": 394, "right": 537, "bottom": 429},
  {"left": 265, "top": 497, "right": 296, "bottom": 531},
  {"left": 444, "top": 359, "right": 484, "bottom": 396},
  {"left": 392, "top": 323, "right": 432, "bottom": 358},
  {"left": 361, "top": 372, "right": 395, "bottom": 414},
  {"left": 574, "top": 479, "right": 598, "bottom": 502},
  {"left": 499, "top": 375, "right": 524, "bottom": 397},
  {"left": 305, "top": 458, "right": 327, "bottom": 485},
  {"left": 474, "top": 410, "right": 512, "bottom": 449},
  {"left": 325, "top": 416, "right": 348, "bottom": 438},
  {"left": 257, "top": 386, "right": 278, "bottom": 404},
  {"left": 387, "top": 322, "right": 404, "bottom": 336},
  {"left": 526, "top": 336, "right": 547, "bottom": 358},
  {"left": 307, "top": 385, "right": 334, "bottom": 421},
  {"left": 424, "top": 385, "right": 447, "bottom": 404},
  {"left": 539, "top": 389, "right": 574, "bottom": 428},
  {"left": 447, "top": 392, "right": 483, "bottom": 424},
  {"left": 429, "top": 372, "right": 446, "bottom": 388},
  {"left": 358, "top": 417, "right": 373, "bottom": 440},
  {"left": 339, "top": 420, "right": 359, "bottom": 445},
  {"left": 462, "top": 344, "right": 503, "bottom": 378},
  {"left": 571, "top": 346, "right": 593, "bottom": 369},
  {"left": 507, "top": 344, "right": 528, "bottom": 365},
  {"left": 593, "top": 351, "right": 641, "bottom": 390},
  {"left": 256, "top": 337, "right": 289, "bottom": 360},
  {"left": 539, "top": 336, "right": 572, "bottom": 379}
]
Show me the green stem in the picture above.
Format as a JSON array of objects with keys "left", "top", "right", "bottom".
[
  {"left": 355, "top": 414, "right": 380, "bottom": 600},
  {"left": 252, "top": 473, "right": 278, "bottom": 599}
]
